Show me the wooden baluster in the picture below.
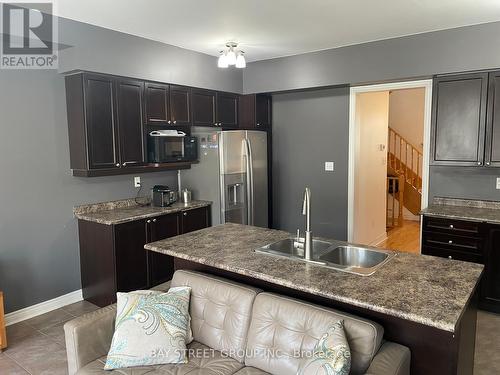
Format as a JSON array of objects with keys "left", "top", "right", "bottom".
[{"left": 0, "top": 291, "right": 6, "bottom": 351}]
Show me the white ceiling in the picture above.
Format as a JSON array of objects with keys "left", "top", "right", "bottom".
[{"left": 56, "top": 0, "right": 500, "bottom": 62}]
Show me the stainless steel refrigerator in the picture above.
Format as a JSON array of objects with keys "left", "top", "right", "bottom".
[{"left": 181, "top": 127, "right": 268, "bottom": 228}]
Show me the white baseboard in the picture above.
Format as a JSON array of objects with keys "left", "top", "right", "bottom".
[
  {"left": 5, "top": 289, "right": 83, "bottom": 326},
  {"left": 369, "top": 232, "right": 388, "bottom": 247}
]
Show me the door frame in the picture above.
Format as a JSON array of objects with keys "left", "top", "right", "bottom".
[{"left": 347, "top": 79, "right": 433, "bottom": 243}]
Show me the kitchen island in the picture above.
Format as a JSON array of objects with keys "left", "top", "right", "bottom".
[{"left": 145, "top": 223, "right": 483, "bottom": 375}]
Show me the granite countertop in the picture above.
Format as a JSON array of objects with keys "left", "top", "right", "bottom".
[
  {"left": 145, "top": 223, "right": 483, "bottom": 333},
  {"left": 74, "top": 198, "right": 212, "bottom": 225},
  {"left": 421, "top": 197, "right": 500, "bottom": 224}
]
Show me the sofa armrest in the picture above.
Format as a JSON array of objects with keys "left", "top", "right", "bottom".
[
  {"left": 64, "top": 304, "right": 116, "bottom": 375},
  {"left": 364, "top": 341, "right": 411, "bottom": 375}
]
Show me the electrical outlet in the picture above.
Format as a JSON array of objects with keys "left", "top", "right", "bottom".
[
  {"left": 496, "top": 177, "right": 500, "bottom": 190},
  {"left": 325, "top": 161, "right": 335, "bottom": 172},
  {"left": 134, "top": 176, "right": 141, "bottom": 188}
]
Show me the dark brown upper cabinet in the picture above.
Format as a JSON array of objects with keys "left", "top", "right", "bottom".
[
  {"left": 145, "top": 83, "right": 191, "bottom": 126},
  {"left": 191, "top": 88, "right": 217, "bottom": 127},
  {"left": 486, "top": 70, "right": 500, "bottom": 167},
  {"left": 431, "top": 73, "right": 488, "bottom": 166},
  {"left": 217, "top": 92, "right": 239, "bottom": 128},
  {"left": 239, "top": 94, "right": 272, "bottom": 129},
  {"left": 115, "top": 78, "right": 146, "bottom": 168},
  {"left": 66, "top": 73, "right": 147, "bottom": 175},
  {"left": 145, "top": 82, "right": 169, "bottom": 125},
  {"left": 169, "top": 85, "right": 191, "bottom": 126}
]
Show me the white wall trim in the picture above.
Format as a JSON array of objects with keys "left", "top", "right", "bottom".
[
  {"left": 348, "top": 79, "right": 433, "bottom": 243},
  {"left": 368, "top": 232, "right": 388, "bottom": 247},
  {"left": 5, "top": 289, "right": 83, "bottom": 326}
]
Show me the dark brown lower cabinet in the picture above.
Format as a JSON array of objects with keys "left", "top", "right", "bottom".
[
  {"left": 422, "top": 216, "right": 500, "bottom": 312},
  {"left": 78, "top": 206, "right": 210, "bottom": 307}
]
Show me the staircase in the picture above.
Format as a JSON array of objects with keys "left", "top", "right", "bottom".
[{"left": 386, "top": 127, "right": 423, "bottom": 227}]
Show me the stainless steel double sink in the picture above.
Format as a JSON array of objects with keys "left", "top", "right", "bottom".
[{"left": 255, "top": 238, "right": 396, "bottom": 276}]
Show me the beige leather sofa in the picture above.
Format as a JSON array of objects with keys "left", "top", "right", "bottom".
[{"left": 64, "top": 270, "right": 410, "bottom": 375}]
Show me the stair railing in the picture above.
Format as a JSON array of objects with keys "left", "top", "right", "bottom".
[{"left": 388, "top": 127, "right": 423, "bottom": 191}]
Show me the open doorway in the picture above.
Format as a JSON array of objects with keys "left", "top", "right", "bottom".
[{"left": 348, "top": 80, "right": 432, "bottom": 254}]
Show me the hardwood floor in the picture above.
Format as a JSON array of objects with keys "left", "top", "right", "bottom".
[{"left": 378, "top": 220, "right": 421, "bottom": 254}]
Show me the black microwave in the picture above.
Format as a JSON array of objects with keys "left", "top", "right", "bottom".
[{"left": 148, "top": 130, "right": 198, "bottom": 163}]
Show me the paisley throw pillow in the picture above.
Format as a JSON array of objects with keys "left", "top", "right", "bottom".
[
  {"left": 104, "top": 287, "right": 192, "bottom": 370},
  {"left": 299, "top": 320, "right": 351, "bottom": 375}
]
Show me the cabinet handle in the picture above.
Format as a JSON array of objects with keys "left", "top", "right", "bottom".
[
  {"left": 214, "top": 123, "right": 218, "bottom": 127},
  {"left": 477, "top": 162, "right": 482, "bottom": 166},
  {"left": 153, "top": 219, "right": 157, "bottom": 223},
  {"left": 257, "top": 123, "right": 260, "bottom": 127},
  {"left": 448, "top": 256, "right": 453, "bottom": 259},
  {"left": 486, "top": 162, "right": 491, "bottom": 166},
  {"left": 122, "top": 163, "right": 126, "bottom": 166},
  {"left": 448, "top": 240, "right": 453, "bottom": 244},
  {"left": 173, "top": 120, "right": 177, "bottom": 124},
  {"left": 167, "top": 120, "right": 172, "bottom": 124},
  {"left": 183, "top": 212, "right": 187, "bottom": 216},
  {"left": 115, "top": 163, "right": 120, "bottom": 167},
  {"left": 449, "top": 225, "right": 454, "bottom": 229},
  {"left": 147, "top": 220, "right": 151, "bottom": 223}
]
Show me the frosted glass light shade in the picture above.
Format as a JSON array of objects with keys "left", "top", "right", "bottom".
[
  {"left": 226, "top": 49, "right": 237, "bottom": 65},
  {"left": 218, "top": 53, "right": 228, "bottom": 68},
  {"left": 235, "top": 53, "right": 246, "bottom": 68}
]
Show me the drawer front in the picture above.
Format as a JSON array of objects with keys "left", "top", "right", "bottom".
[
  {"left": 423, "top": 216, "right": 481, "bottom": 236},
  {"left": 422, "top": 232, "right": 483, "bottom": 255},
  {"left": 422, "top": 245, "right": 483, "bottom": 264}
]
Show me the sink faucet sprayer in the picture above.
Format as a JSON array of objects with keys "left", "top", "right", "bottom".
[{"left": 302, "top": 187, "right": 313, "bottom": 260}]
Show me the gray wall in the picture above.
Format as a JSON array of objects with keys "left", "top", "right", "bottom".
[
  {"left": 58, "top": 17, "right": 242, "bottom": 93},
  {"left": 244, "top": 21, "right": 500, "bottom": 94},
  {"left": 272, "top": 88, "right": 349, "bottom": 239},
  {"left": 0, "top": 18, "right": 243, "bottom": 314}
]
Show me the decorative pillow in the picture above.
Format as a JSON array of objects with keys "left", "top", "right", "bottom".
[
  {"left": 104, "top": 287, "right": 192, "bottom": 370},
  {"left": 299, "top": 320, "right": 351, "bottom": 375}
]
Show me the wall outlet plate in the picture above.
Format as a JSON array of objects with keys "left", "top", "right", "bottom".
[
  {"left": 134, "top": 176, "right": 141, "bottom": 188},
  {"left": 496, "top": 177, "right": 500, "bottom": 190},
  {"left": 325, "top": 161, "right": 335, "bottom": 172}
]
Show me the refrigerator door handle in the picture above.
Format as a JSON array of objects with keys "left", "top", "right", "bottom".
[{"left": 245, "top": 138, "right": 255, "bottom": 225}]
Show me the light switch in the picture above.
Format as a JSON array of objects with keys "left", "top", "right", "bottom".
[
  {"left": 325, "top": 162, "right": 335, "bottom": 172},
  {"left": 496, "top": 177, "right": 500, "bottom": 190}
]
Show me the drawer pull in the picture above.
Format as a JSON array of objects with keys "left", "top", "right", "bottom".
[
  {"left": 448, "top": 240, "right": 453, "bottom": 244},
  {"left": 449, "top": 225, "right": 454, "bottom": 229},
  {"left": 153, "top": 219, "right": 157, "bottom": 223},
  {"left": 448, "top": 256, "right": 453, "bottom": 259},
  {"left": 427, "top": 239, "right": 478, "bottom": 250}
]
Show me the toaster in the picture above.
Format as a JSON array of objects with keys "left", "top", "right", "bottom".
[{"left": 152, "top": 185, "right": 178, "bottom": 207}]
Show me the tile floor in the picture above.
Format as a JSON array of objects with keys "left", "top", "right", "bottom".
[{"left": 0, "top": 301, "right": 498, "bottom": 374}]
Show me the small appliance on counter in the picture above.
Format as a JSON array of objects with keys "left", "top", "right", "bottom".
[
  {"left": 148, "top": 130, "right": 198, "bottom": 163},
  {"left": 181, "top": 188, "right": 192, "bottom": 204},
  {"left": 152, "top": 185, "right": 178, "bottom": 207}
]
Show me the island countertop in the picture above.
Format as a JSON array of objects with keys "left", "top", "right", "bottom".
[{"left": 145, "top": 223, "right": 483, "bottom": 333}]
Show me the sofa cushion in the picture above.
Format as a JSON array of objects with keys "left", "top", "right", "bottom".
[
  {"left": 245, "top": 293, "right": 383, "bottom": 375},
  {"left": 77, "top": 341, "right": 244, "bottom": 375},
  {"left": 233, "top": 367, "right": 270, "bottom": 375},
  {"left": 170, "top": 270, "right": 261, "bottom": 363}
]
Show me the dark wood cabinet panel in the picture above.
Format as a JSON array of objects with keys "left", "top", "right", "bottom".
[
  {"left": 147, "top": 214, "right": 179, "bottom": 287},
  {"left": 431, "top": 73, "right": 488, "bottom": 166},
  {"left": 145, "top": 83, "right": 170, "bottom": 125},
  {"left": 84, "top": 74, "right": 119, "bottom": 169},
  {"left": 115, "top": 79, "right": 146, "bottom": 167},
  {"left": 192, "top": 89, "right": 216, "bottom": 127},
  {"left": 217, "top": 92, "right": 239, "bottom": 128},
  {"left": 486, "top": 71, "right": 500, "bottom": 167},
  {"left": 481, "top": 227, "right": 500, "bottom": 312},
  {"left": 170, "top": 85, "right": 191, "bottom": 126},
  {"left": 114, "top": 220, "right": 149, "bottom": 292},
  {"left": 256, "top": 94, "right": 272, "bottom": 129},
  {"left": 181, "top": 206, "right": 210, "bottom": 234}
]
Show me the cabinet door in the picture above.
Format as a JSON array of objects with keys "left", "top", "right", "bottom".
[
  {"left": 114, "top": 220, "right": 148, "bottom": 292},
  {"left": 181, "top": 207, "right": 209, "bottom": 234},
  {"left": 238, "top": 94, "right": 256, "bottom": 129},
  {"left": 256, "top": 94, "right": 272, "bottom": 129},
  {"left": 481, "top": 226, "right": 500, "bottom": 312},
  {"left": 191, "top": 89, "right": 216, "bottom": 127},
  {"left": 486, "top": 71, "right": 500, "bottom": 167},
  {"left": 145, "top": 83, "right": 170, "bottom": 125},
  {"left": 84, "top": 74, "right": 119, "bottom": 169},
  {"left": 148, "top": 214, "right": 179, "bottom": 287},
  {"left": 431, "top": 73, "right": 488, "bottom": 166},
  {"left": 115, "top": 79, "right": 146, "bottom": 167},
  {"left": 217, "top": 92, "right": 239, "bottom": 128},
  {"left": 170, "top": 85, "right": 191, "bottom": 126}
]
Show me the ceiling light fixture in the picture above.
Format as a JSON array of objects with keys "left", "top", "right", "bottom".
[{"left": 218, "top": 42, "right": 246, "bottom": 69}]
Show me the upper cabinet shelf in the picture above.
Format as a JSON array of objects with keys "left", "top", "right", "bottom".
[
  {"left": 431, "top": 70, "right": 500, "bottom": 167},
  {"left": 65, "top": 71, "right": 272, "bottom": 177}
]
